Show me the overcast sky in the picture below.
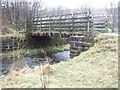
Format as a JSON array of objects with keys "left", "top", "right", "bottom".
[{"left": 43, "top": 0, "right": 119, "bottom": 9}]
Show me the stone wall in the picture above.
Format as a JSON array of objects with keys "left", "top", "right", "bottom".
[
  {"left": 70, "top": 32, "right": 94, "bottom": 58},
  {"left": 2, "top": 37, "right": 27, "bottom": 51}
]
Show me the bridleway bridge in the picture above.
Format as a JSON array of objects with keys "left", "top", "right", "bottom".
[
  {"left": 2, "top": 12, "right": 107, "bottom": 58},
  {"left": 26, "top": 12, "right": 107, "bottom": 57},
  {"left": 28, "top": 12, "right": 107, "bottom": 38}
]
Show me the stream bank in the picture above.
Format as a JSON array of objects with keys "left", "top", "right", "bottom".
[{"left": 1, "top": 44, "right": 70, "bottom": 76}]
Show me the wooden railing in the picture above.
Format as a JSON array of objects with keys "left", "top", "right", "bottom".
[
  {"left": 29, "top": 12, "right": 93, "bottom": 34},
  {"left": 27, "top": 12, "right": 108, "bottom": 35},
  {"left": 93, "top": 16, "right": 107, "bottom": 32}
]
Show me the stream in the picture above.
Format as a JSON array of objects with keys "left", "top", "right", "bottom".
[{"left": 1, "top": 51, "right": 70, "bottom": 76}]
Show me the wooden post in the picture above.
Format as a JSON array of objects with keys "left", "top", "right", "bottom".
[
  {"left": 91, "top": 16, "right": 94, "bottom": 33},
  {"left": 105, "top": 16, "right": 108, "bottom": 33},
  {"left": 49, "top": 16, "right": 51, "bottom": 36},
  {"left": 40, "top": 17, "right": 42, "bottom": 32},
  {"left": 72, "top": 14, "right": 74, "bottom": 34},
  {"left": 84, "top": 12, "right": 87, "bottom": 34},
  {"left": 87, "top": 12, "right": 90, "bottom": 32},
  {"left": 60, "top": 15, "right": 62, "bottom": 36}
]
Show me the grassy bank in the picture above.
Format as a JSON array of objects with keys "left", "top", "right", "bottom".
[{"left": 1, "top": 34, "right": 118, "bottom": 88}]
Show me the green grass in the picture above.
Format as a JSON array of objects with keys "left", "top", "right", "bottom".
[{"left": 1, "top": 34, "right": 118, "bottom": 88}]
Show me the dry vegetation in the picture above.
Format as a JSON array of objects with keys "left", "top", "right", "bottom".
[
  {"left": 1, "top": 34, "right": 118, "bottom": 88},
  {"left": 0, "top": 34, "right": 26, "bottom": 41}
]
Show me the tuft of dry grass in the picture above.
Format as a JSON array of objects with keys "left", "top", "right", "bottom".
[{"left": 42, "top": 64, "right": 55, "bottom": 75}]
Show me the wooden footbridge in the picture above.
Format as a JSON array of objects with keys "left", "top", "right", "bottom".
[
  {"left": 2, "top": 12, "right": 108, "bottom": 57},
  {"left": 26, "top": 12, "right": 107, "bottom": 57},
  {"left": 27, "top": 12, "right": 107, "bottom": 37}
]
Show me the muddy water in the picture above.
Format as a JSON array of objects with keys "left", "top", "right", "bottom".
[{"left": 1, "top": 51, "right": 70, "bottom": 76}]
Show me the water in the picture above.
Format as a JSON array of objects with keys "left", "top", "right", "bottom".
[
  {"left": 52, "top": 51, "right": 70, "bottom": 63},
  {"left": 1, "top": 51, "right": 70, "bottom": 76}
]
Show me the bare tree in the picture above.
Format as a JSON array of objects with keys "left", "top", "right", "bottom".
[
  {"left": 1, "top": 0, "right": 44, "bottom": 34},
  {"left": 106, "top": 2, "right": 118, "bottom": 32}
]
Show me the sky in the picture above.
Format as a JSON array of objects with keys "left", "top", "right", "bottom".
[{"left": 44, "top": 0, "right": 119, "bottom": 9}]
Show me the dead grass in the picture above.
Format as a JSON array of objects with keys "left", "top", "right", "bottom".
[
  {"left": 0, "top": 34, "right": 26, "bottom": 41},
  {"left": 1, "top": 34, "right": 118, "bottom": 88}
]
